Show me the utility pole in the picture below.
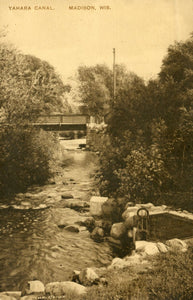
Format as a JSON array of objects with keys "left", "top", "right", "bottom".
[{"left": 113, "top": 48, "right": 116, "bottom": 100}]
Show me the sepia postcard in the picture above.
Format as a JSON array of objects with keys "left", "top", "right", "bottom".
[{"left": 0, "top": 0, "right": 193, "bottom": 299}]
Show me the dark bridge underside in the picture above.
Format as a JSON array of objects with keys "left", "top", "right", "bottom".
[{"left": 34, "top": 123, "right": 87, "bottom": 131}]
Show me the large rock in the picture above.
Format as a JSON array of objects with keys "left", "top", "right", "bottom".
[
  {"left": 110, "top": 222, "right": 125, "bottom": 240},
  {"left": 166, "top": 238, "right": 187, "bottom": 252},
  {"left": 90, "top": 196, "right": 108, "bottom": 216},
  {"left": 156, "top": 242, "right": 168, "bottom": 253},
  {"left": 22, "top": 280, "right": 45, "bottom": 295},
  {"left": 60, "top": 199, "right": 89, "bottom": 212},
  {"left": 107, "top": 257, "right": 125, "bottom": 270},
  {"left": 90, "top": 227, "right": 104, "bottom": 242},
  {"left": 61, "top": 193, "right": 74, "bottom": 199},
  {"left": 79, "top": 268, "right": 99, "bottom": 286},
  {"left": 45, "top": 281, "right": 86, "bottom": 296},
  {"left": 64, "top": 225, "right": 80, "bottom": 233},
  {"left": 122, "top": 207, "right": 138, "bottom": 221},
  {"left": 0, "top": 292, "right": 21, "bottom": 300},
  {"left": 108, "top": 254, "right": 145, "bottom": 270},
  {"left": 136, "top": 241, "right": 160, "bottom": 256}
]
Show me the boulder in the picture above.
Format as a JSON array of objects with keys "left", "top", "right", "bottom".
[
  {"left": 108, "top": 257, "right": 125, "bottom": 269},
  {"left": 90, "top": 227, "right": 104, "bottom": 242},
  {"left": 45, "top": 281, "right": 86, "bottom": 296},
  {"left": 90, "top": 196, "right": 108, "bottom": 216},
  {"left": 79, "top": 226, "right": 88, "bottom": 232},
  {"left": 122, "top": 208, "right": 137, "bottom": 221},
  {"left": 156, "top": 242, "right": 168, "bottom": 253},
  {"left": 64, "top": 225, "right": 80, "bottom": 233},
  {"left": 61, "top": 193, "right": 74, "bottom": 199},
  {"left": 110, "top": 222, "right": 125, "bottom": 240},
  {"left": 136, "top": 241, "right": 160, "bottom": 256},
  {"left": 58, "top": 222, "right": 68, "bottom": 229},
  {"left": 61, "top": 200, "right": 89, "bottom": 212},
  {"left": 22, "top": 280, "right": 45, "bottom": 295},
  {"left": 79, "top": 268, "right": 99, "bottom": 286},
  {"left": 0, "top": 292, "right": 21, "bottom": 300},
  {"left": 166, "top": 238, "right": 187, "bottom": 252},
  {"left": 0, "top": 295, "right": 17, "bottom": 300},
  {"left": 107, "top": 254, "right": 144, "bottom": 270},
  {"left": 124, "top": 253, "right": 143, "bottom": 265}
]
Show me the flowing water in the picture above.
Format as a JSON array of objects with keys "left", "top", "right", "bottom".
[{"left": 0, "top": 140, "right": 113, "bottom": 291}]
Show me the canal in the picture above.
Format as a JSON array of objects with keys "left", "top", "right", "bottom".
[{"left": 0, "top": 140, "right": 113, "bottom": 291}]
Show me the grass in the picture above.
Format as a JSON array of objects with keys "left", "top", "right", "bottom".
[{"left": 64, "top": 247, "right": 193, "bottom": 300}]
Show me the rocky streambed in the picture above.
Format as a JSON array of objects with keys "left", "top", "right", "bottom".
[
  {"left": 0, "top": 142, "right": 113, "bottom": 292},
  {"left": 1, "top": 140, "right": 193, "bottom": 299}
]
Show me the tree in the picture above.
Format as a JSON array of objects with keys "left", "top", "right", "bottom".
[
  {"left": 77, "top": 64, "right": 112, "bottom": 118},
  {"left": 0, "top": 43, "right": 71, "bottom": 123},
  {"left": 98, "top": 35, "right": 193, "bottom": 209},
  {"left": 107, "top": 72, "right": 146, "bottom": 137},
  {"left": 0, "top": 40, "right": 71, "bottom": 197}
]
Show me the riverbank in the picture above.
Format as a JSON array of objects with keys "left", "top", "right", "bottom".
[
  {"left": 80, "top": 245, "right": 193, "bottom": 300},
  {"left": 1, "top": 238, "right": 193, "bottom": 299}
]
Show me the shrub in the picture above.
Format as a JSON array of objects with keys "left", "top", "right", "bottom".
[{"left": 0, "top": 126, "right": 57, "bottom": 197}]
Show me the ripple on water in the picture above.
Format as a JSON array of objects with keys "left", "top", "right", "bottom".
[{"left": 0, "top": 150, "right": 112, "bottom": 291}]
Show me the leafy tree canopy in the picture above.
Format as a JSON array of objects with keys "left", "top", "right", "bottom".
[{"left": 0, "top": 42, "right": 71, "bottom": 123}]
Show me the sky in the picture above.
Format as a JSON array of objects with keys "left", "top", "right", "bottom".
[{"left": 0, "top": 0, "right": 193, "bottom": 82}]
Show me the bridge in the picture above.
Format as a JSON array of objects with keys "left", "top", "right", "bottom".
[{"left": 33, "top": 114, "right": 90, "bottom": 132}]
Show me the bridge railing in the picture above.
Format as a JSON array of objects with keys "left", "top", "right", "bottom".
[{"left": 36, "top": 114, "right": 90, "bottom": 125}]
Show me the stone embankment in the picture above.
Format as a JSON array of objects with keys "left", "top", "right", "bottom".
[{"left": 1, "top": 195, "right": 193, "bottom": 299}]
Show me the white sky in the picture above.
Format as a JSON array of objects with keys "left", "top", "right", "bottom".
[{"left": 0, "top": 0, "right": 193, "bottom": 81}]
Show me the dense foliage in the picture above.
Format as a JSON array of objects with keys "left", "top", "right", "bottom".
[
  {"left": 0, "top": 127, "right": 57, "bottom": 196},
  {"left": 97, "top": 36, "right": 193, "bottom": 210},
  {"left": 0, "top": 41, "right": 69, "bottom": 197},
  {"left": 0, "top": 42, "right": 71, "bottom": 123},
  {"left": 77, "top": 64, "right": 133, "bottom": 119}
]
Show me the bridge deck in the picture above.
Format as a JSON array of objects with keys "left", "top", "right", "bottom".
[
  {"left": 0, "top": 115, "right": 89, "bottom": 131},
  {"left": 34, "top": 123, "right": 87, "bottom": 131}
]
